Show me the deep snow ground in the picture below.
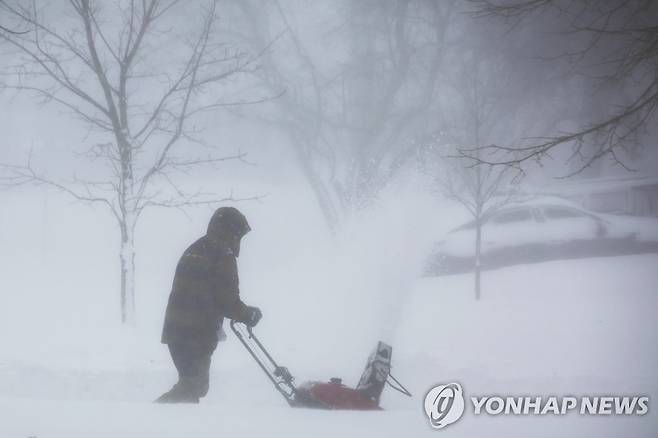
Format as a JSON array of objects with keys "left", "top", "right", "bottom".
[{"left": 1, "top": 254, "right": 657, "bottom": 438}]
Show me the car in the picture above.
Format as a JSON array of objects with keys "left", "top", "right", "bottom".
[{"left": 425, "top": 196, "right": 658, "bottom": 275}]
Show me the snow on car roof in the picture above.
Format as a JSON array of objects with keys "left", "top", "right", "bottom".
[
  {"left": 506, "top": 195, "right": 584, "bottom": 209},
  {"left": 450, "top": 196, "right": 592, "bottom": 232},
  {"left": 485, "top": 195, "right": 585, "bottom": 213}
]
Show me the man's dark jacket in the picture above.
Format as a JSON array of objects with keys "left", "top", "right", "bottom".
[{"left": 161, "top": 235, "right": 248, "bottom": 346}]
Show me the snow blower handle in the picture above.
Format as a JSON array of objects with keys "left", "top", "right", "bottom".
[{"left": 230, "top": 320, "right": 298, "bottom": 406}]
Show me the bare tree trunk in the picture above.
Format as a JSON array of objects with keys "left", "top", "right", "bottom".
[
  {"left": 119, "top": 218, "right": 136, "bottom": 325},
  {"left": 474, "top": 119, "right": 483, "bottom": 301},
  {"left": 474, "top": 215, "right": 482, "bottom": 300}
]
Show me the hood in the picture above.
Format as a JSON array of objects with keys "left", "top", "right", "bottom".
[{"left": 206, "top": 207, "right": 251, "bottom": 256}]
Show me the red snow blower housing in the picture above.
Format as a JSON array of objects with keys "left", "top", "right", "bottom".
[{"left": 230, "top": 321, "right": 412, "bottom": 410}]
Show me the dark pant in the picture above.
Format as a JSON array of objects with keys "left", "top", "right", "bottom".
[{"left": 156, "top": 340, "right": 217, "bottom": 403}]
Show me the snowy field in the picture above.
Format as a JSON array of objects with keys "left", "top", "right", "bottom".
[{"left": 1, "top": 250, "right": 657, "bottom": 437}]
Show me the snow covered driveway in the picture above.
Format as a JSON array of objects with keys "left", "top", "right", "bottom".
[{"left": 1, "top": 254, "right": 657, "bottom": 437}]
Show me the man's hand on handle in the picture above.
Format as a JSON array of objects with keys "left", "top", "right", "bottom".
[{"left": 243, "top": 306, "right": 262, "bottom": 327}]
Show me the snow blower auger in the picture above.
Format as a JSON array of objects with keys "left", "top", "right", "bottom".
[{"left": 230, "top": 320, "right": 412, "bottom": 410}]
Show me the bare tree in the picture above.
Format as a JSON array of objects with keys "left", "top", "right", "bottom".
[
  {"left": 0, "top": 0, "right": 262, "bottom": 324},
  {"left": 226, "top": 0, "right": 456, "bottom": 230},
  {"left": 425, "top": 142, "right": 518, "bottom": 299},
  {"left": 420, "top": 38, "right": 527, "bottom": 299},
  {"left": 470, "top": 0, "right": 658, "bottom": 175}
]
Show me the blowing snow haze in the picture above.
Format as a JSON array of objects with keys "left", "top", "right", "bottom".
[{"left": 0, "top": 1, "right": 657, "bottom": 437}]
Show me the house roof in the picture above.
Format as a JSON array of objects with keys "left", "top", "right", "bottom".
[{"left": 529, "top": 174, "right": 658, "bottom": 196}]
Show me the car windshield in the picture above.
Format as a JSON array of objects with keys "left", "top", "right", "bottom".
[{"left": 542, "top": 206, "right": 588, "bottom": 220}]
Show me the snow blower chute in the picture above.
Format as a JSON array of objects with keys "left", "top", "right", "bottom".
[{"left": 230, "top": 320, "right": 412, "bottom": 410}]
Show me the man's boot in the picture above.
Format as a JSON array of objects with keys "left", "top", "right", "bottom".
[{"left": 154, "top": 382, "right": 200, "bottom": 404}]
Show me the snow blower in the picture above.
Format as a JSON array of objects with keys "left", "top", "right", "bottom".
[{"left": 230, "top": 320, "right": 412, "bottom": 410}]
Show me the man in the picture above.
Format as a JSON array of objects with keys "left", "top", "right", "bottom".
[{"left": 156, "top": 207, "right": 262, "bottom": 403}]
